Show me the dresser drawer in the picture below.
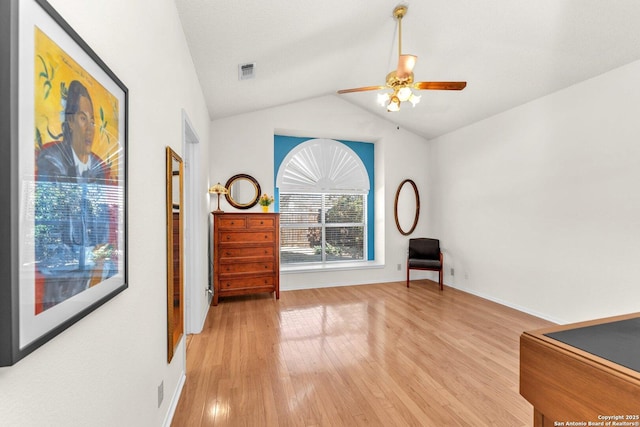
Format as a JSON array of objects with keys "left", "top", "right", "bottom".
[
  {"left": 220, "top": 261, "right": 274, "bottom": 274},
  {"left": 219, "top": 247, "right": 274, "bottom": 258},
  {"left": 248, "top": 216, "right": 275, "bottom": 228},
  {"left": 217, "top": 217, "right": 247, "bottom": 229},
  {"left": 219, "top": 276, "right": 274, "bottom": 290},
  {"left": 219, "top": 231, "right": 274, "bottom": 243}
]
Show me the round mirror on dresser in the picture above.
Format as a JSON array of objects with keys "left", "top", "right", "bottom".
[{"left": 224, "top": 174, "right": 261, "bottom": 209}]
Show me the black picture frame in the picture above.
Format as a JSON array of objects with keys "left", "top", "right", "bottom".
[{"left": 0, "top": 0, "right": 128, "bottom": 366}]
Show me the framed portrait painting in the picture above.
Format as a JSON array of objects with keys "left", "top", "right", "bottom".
[{"left": 0, "top": 0, "right": 128, "bottom": 366}]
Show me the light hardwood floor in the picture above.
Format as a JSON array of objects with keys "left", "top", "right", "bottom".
[{"left": 171, "top": 280, "right": 553, "bottom": 426}]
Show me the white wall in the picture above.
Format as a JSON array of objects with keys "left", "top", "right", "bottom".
[
  {"left": 0, "top": 1, "right": 210, "bottom": 426},
  {"left": 430, "top": 60, "right": 640, "bottom": 324},
  {"left": 210, "top": 95, "right": 438, "bottom": 290}
]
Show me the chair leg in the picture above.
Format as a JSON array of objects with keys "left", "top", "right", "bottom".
[
  {"left": 406, "top": 262, "right": 410, "bottom": 287},
  {"left": 439, "top": 252, "right": 444, "bottom": 291}
]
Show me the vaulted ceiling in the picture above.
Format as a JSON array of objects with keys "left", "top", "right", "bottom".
[{"left": 174, "top": 0, "right": 640, "bottom": 139}]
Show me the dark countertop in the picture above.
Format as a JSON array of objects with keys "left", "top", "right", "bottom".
[{"left": 545, "top": 317, "right": 640, "bottom": 373}]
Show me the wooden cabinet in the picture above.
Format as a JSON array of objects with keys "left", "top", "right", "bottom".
[
  {"left": 212, "top": 212, "right": 280, "bottom": 305},
  {"left": 520, "top": 312, "right": 640, "bottom": 427}
]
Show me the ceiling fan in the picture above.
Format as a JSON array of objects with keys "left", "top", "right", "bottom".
[{"left": 337, "top": 4, "right": 466, "bottom": 112}]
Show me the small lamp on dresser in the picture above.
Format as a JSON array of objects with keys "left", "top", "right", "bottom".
[{"left": 209, "top": 182, "right": 228, "bottom": 213}]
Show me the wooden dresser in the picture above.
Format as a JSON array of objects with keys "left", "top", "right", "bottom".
[{"left": 212, "top": 212, "right": 280, "bottom": 305}]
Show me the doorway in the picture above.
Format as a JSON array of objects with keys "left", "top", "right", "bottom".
[{"left": 181, "top": 110, "right": 210, "bottom": 334}]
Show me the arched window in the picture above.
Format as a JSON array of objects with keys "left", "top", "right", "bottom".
[{"left": 276, "top": 138, "right": 372, "bottom": 264}]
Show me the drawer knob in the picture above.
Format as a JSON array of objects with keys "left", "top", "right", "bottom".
[
  {"left": 226, "top": 236, "right": 231, "bottom": 240},
  {"left": 226, "top": 251, "right": 231, "bottom": 256},
  {"left": 260, "top": 221, "right": 264, "bottom": 224}
]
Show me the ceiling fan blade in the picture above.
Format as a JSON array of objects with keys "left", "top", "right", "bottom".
[
  {"left": 414, "top": 81, "right": 467, "bottom": 91},
  {"left": 396, "top": 54, "right": 417, "bottom": 79},
  {"left": 337, "top": 85, "right": 387, "bottom": 94}
]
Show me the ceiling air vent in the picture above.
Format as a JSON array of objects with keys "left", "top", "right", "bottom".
[{"left": 238, "top": 62, "right": 255, "bottom": 80}]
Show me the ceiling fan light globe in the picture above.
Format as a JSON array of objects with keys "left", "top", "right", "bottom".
[
  {"left": 387, "top": 96, "right": 401, "bottom": 112},
  {"left": 409, "top": 93, "right": 421, "bottom": 107},
  {"left": 397, "top": 87, "right": 412, "bottom": 102},
  {"left": 377, "top": 93, "right": 390, "bottom": 107}
]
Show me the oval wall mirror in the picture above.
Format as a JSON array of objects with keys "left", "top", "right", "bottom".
[
  {"left": 225, "top": 174, "right": 261, "bottom": 209},
  {"left": 166, "top": 147, "right": 184, "bottom": 363},
  {"left": 394, "top": 179, "right": 420, "bottom": 235}
]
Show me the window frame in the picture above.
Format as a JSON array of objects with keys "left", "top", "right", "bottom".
[
  {"left": 274, "top": 136, "right": 375, "bottom": 264},
  {"left": 279, "top": 191, "right": 367, "bottom": 265}
]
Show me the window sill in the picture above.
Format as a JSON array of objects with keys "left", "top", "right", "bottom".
[{"left": 280, "top": 260, "right": 385, "bottom": 274}]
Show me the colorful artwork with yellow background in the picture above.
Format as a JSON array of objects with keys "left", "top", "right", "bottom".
[
  {"left": 34, "top": 26, "right": 120, "bottom": 180},
  {"left": 33, "top": 26, "right": 123, "bottom": 314},
  {"left": 3, "top": 0, "right": 129, "bottom": 366}
]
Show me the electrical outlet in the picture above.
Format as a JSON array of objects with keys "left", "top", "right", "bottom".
[
  {"left": 450, "top": 268, "right": 454, "bottom": 276},
  {"left": 158, "top": 381, "right": 164, "bottom": 408},
  {"left": 397, "top": 263, "right": 401, "bottom": 271}
]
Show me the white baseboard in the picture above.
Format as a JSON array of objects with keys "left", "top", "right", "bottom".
[
  {"left": 163, "top": 372, "right": 186, "bottom": 427},
  {"left": 446, "top": 283, "right": 565, "bottom": 324},
  {"left": 198, "top": 299, "right": 209, "bottom": 330},
  {"left": 191, "top": 297, "right": 210, "bottom": 334}
]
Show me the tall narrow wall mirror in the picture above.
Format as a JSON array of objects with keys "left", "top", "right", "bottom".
[
  {"left": 166, "top": 147, "right": 184, "bottom": 363},
  {"left": 394, "top": 179, "right": 420, "bottom": 235}
]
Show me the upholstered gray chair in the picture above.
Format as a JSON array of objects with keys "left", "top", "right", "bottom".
[{"left": 407, "top": 238, "right": 443, "bottom": 290}]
